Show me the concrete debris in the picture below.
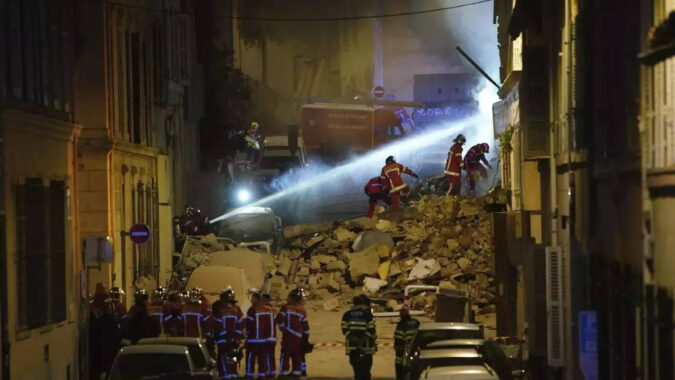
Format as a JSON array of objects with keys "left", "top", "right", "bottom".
[
  {"left": 271, "top": 190, "right": 504, "bottom": 309},
  {"left": 352, "top": 231, "right": 394, "bottom": 252},
  {"left": 349, "top": 247, "right": 381, "bottom": 279},
  {"left": 334, "top": 227, "right": 357, "bottom": 242},
  {"left": 408, "top": 258, "right": 441, "bottom": 280},
  {"left": 363, "top": 277, "right": 388, "bottom": 294}
]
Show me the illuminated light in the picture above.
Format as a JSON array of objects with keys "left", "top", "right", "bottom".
[{"left": 237, "top": 189, "right": 252, "bottom": 203}]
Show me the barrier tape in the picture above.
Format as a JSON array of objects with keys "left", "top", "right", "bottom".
[{"left": 313, "top": 342, "right": 394, "bottom": 348}]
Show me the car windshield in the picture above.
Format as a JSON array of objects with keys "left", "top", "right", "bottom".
[
  {"left": 185, "top": 344, "right": 206, "bottom": 369},
  {"left": 259, "top": 155, "right": 301, "bottom": 170},
  {"left": 218, "top": 213, "right": 276, "bottom": 242},
  {"left": 417, "top": 356, "right": 486, "bottom": 370},
  {"left": 415, "top": 329, "right": 483, "bottom": 349},
  {"left": 109, "top": 353, "right": 190, "bottom": 379}
]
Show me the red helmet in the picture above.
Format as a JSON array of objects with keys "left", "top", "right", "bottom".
[{"left": 480, "top": 143, "right": 490, "bottom": 153}]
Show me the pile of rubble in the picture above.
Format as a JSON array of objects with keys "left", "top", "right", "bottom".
[{"left": 272, "top": 190, "right": 506, "bottom": 314}]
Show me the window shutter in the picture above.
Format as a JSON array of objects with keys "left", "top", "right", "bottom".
[{"left": 546, "top": 246, "right": 565, "bottom": 366}]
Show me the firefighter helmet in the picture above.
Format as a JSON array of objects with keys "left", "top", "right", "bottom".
[
  {"left": 188, "top": 287, "right": 203, "bottom": 303},
  {"left": 249, "top": 121, "right": 260, "bottom": 131},
  {"left": 134, "top": 289, "right": 148, "bottom": 303},
  {"left": 453, "top": 134, "right": 467, "bottom": 144},
  {"left": 220, "top": 286, "right": 236, "bottom": 303},
  {"left": 385, "top": 156, "right": 396, "bottom": 164},
  {"left": 289, "top": 287, "right": 306, "bottom": 302},
  {"left": 152, "top": 286, "right": 167, "bottom": 303},
  {"left": 481, "top": 143, "right": 490, "bottom": 153},
  {"left": 359, "top": 294, "right": 372, "bottom": 306},
  {"left": 177, "top": 290, "right": 189, "bottom": 304},
  {"left": 110, "top": 286, "right": 124, "bottom": 302}
]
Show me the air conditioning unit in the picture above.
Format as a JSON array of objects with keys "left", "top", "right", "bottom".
[{"left": 546, "top": 246, "right": 565, "bottom": 366}]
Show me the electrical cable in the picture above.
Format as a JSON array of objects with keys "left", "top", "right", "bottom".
[{"left": 104, "top": 0, "right": 492, "bottom": 22}]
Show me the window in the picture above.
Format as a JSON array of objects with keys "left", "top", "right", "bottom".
[{"left": 15, "top": 179, "right": 66, "bottom": 329}]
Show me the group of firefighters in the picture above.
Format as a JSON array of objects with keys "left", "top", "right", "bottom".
[
  {"left": 90, "top": 283, "right": 422, "bottom": 380},
  {"left": 365, "top": 134, "right": 492, "bottom": 217},
  {"left": 89, "top": 284, "right": 311, "bottom": 379}
]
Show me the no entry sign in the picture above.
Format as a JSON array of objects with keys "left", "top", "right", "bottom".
[
  {"left": 129, "top": 223, "right": 151, "bottom": 244},
  {"left": 372, "top": 86, "right": 385, "bottom": 98}
]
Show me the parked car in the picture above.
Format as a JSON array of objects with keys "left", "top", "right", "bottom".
[
  {"left": 419, "top": 364, "right": 499, "bottom": 380},
  {"left": 104, "top": 344, "right": 194, "bottom": 380},
  {"left": 411, "top": 323, "right": 484, "bottom": 352},
  {"left": 418, "top": 338, "right": 515, "bottom": 380},
  {"left": 136, "top": 337, "right": 216, "bottom": 377},
  {"left": 412, "top": 347, "right": 497, "bottom": 380}
]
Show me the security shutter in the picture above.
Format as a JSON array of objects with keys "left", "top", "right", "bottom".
[{"left": 546, "top": 246, "right": 565, "bottom": 366}]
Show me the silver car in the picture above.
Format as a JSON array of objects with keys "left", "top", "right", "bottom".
[
  {"left": 137, "top": 337, "right": 217, "bottom": 377},
  {"left": 414, "top": 347, "right": 498, "bottom": 380},
  {"left": 105, "top": 344, "right": 194, "bottom": 380}
]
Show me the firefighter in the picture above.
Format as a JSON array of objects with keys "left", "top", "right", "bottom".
[
  {"left": 122, "top": 289, "right": 159, "bottom": 344},
  {"left": 276, "top": 287, "right": 310, "bottom": 379},
  {"left": 183, "top": 287, "right": 209, "bottom": 338},
  {"left": 213, "top": 286, "right": 244, "bottom": 379},
  {"left": 163, "top": 291, "right": 186, "bottom": 337},
  {"left": 394, "top": 306, "right": 420, "bottom": 380},
  {"left": 464, "top": 143, "right": 492, "bottom": 194},
  {"left": 148, "top": 287, "right": 166, "bottom": 335},
  {"left": 243, "top": 121, "right": 262, "bottom": 162},
  {"left": 381, "top": 156, "right": 419, "bottom": 211},
  {"left": 108, "top": 286, "right": 127, "bottom": 323},
  {"left": 262, "top": 293, "right": 277, "bottom": 378},
  {"left": 90, "top": 282, "right": 108, "bottom": 317},
  {"left": 445, "top": 134, "right": 466, "bottom": 196},
  {"left": 364, "top": 175, "right": 390, "bottom": 218},
  {"left": 246, "top": 289, "right": 276, "bottom": 378},
  {"left": 342, "top": 295, "right": 377, "bottom": 380}
]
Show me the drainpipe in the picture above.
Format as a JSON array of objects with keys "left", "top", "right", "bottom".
[{"left": 0, "top": 118, "right": 9, "bottom": 380}]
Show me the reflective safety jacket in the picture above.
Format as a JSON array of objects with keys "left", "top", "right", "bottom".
[
  {"left": 341, "top": 306, "right": 376, "bottom": 355},
  {"left": 394, "top": 317, "right": 420, "bottom": 365},
  {"left": 364, "top": 176, "right": 389, "bottom": 196},
  {"left": 182, "top": 301, "right": 210, "bottom": 338},
  {"left": 163, "top": 302, "right": 185, "bottom": 337},
  {"left": 464, "top": 144, "right": 489, "bottom": 169},
  {"left": 445, "top": 143, "right": 464, "bottom": 176},
  {"left": 214, "top": 302, "right": 243, "bottom": 344},
  {"left": 147, "top": 303, "right": 164, "bottom": 335},
  {"left": 276, "top": 302, "right": 309, "bottom": 341},
  {"left": 381, "top": 163, "right": 416, "bottom": 193},
  {"left": 246, "top": 304, "right": 276, "bottom": 344}
]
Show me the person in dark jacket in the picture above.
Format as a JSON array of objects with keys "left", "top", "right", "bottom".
[
  {"left": 341, "top": 295, "right": 377, "bottom": 380},
  {"left": 394, "top": 306, "right": 420, "bottom": 380},
  {"left": 122, "top": 289, "right": 159, "bottom": 344}
]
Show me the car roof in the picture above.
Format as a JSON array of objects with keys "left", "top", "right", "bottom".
[
  {"left": 137, "top": 337, "right": 203, "bottom": 346},
  {"left": 426, "top": 339, "right": 485, "bottom": 348},
  {"left": 118, "top": 344, "right": 189, "bottom": 355},
  {"left": 422, "top": 365, "right": 495, "bottom": 377},
  {"left": 419, "top": 347, "right": 482, "bottom": 359},
  {"left": 418, "top": 322, "right": 481, "bottom": 331}
]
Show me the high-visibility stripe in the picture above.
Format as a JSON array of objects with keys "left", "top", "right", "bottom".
[{"left": 445, "top": 170, "right": 460, "bottom": 176}]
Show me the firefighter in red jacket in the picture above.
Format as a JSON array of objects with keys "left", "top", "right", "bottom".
[
  {"left": 162, "top": 291, "right": 185, "bottom": 337},
  {"left": 148, "top": 287, "right": 166, "bottom": 335},
  {"left": 364, "top": 176, "right": 390, "bottom": 218},
  {"left": 445, "top": 134, "right": 466, "bottom": 196},
  {"left": 246, "top": 289, "right": 276, "bottom": 378},
  {"left": 262, "top": 293, "right": 278, "bottom": 377},
  {"left": 381, "top": 156, "right": 419, "bottom": 211},
  {"left": 183, "top": 287, "right": 209, "bottom": 338},
  {"left": 277, "top": 287, "right": 310, "bottom": 379},
  {"left": 213, "top": 287, "right": 244, "bottom": 379},
  {"left": 464, "top": 143, "right": 491, "bottom": 194}
]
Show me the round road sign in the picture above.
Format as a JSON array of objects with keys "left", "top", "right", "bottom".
[
  {"left": 372, "top": 86, "right": 385, "bottom": 98},
  {"left": 129, "top": 223, "right": 151, "bottom": 244}
]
